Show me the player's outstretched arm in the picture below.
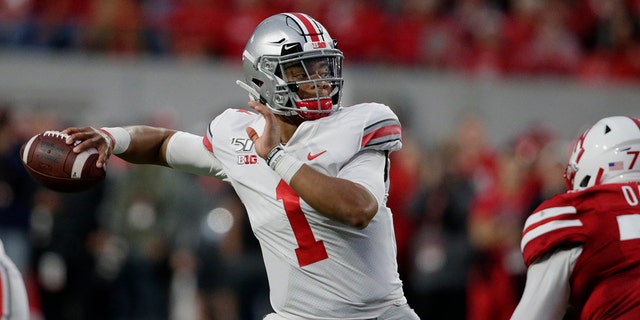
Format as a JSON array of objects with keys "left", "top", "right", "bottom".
[{"left": 63, "top": 125, "right": 177, "bottom": 167}]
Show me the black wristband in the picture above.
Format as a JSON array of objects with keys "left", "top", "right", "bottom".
[{"left": 265, "top": 144, "right": 285, "bottom": 167}]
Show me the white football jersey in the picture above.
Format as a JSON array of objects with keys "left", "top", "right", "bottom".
[
  {"left": 0, "top": 240, "right": 29, "bottom": 320},
  {"left": 202, "top": 103, "right": 407, "bottom": 319}
]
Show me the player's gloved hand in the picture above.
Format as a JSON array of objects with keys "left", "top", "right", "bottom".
[
  {"left": 62, "top": 126, "right": 112, "bottom": 168},
  {"left": 246, "top": 100, "right": 282, "bottom": 159}
]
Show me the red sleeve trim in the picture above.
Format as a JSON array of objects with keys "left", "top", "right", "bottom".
[{"left": 203, "top": 135, "right": 213, "bottom": 153}]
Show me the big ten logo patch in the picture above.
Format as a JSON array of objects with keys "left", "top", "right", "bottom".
[
  {"left": 238, "top": 154, "right": 258, "bottom": 165},
  {"left": 232, "top": 137, "right": 257, "bottom": 164}
]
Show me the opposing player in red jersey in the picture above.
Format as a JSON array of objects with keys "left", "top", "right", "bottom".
[
  {"left": 511, "top": 116, "right": 640, "bottom": 319},
  {"left": 62, "top": 12, "right": 419, "bottom": 320},
  {"left": 0, "top": 240, "right": 29, "bottom": 320}
]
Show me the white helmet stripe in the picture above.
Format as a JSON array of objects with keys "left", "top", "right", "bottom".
[{"left": 287, "top": 13, "right": 323, "bottom": 43}]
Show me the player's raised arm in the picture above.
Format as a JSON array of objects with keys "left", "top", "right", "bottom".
[
  {"left": 246, "top": 100, "right": 378, "bottom": 229},
  {"left": 63, "top": 125, "right": 177, "bottom": 167}
]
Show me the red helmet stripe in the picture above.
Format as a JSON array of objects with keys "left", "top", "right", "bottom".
[
  {"left": 594, "top": 167, "right": 604, "bottom": 186},
  {"left": 575, "top": 129, "right": 588, "bottom": 164},
  {"left": 628, "top": 116, "right": 640, "bottom": 130},
  {"left": 288, "top": 13, "right": 321, "bottom": 42}
]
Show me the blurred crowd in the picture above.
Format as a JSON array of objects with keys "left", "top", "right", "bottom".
[
  {"left": 3, "top": 100, "right": 568, "bottom": 320},
  {"left": 1, "top": 0, "right": 640, "bottom": 82}
]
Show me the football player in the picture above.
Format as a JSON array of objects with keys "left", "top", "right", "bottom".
[
  {"left": 0, "top": 240, "right": 29, "bottom": 320},
  {"left": 64, "top": 12, "right": 419, "bottom": 320},
  {"left": 511, "top": 116, "right": 640, "bottom": 319}
]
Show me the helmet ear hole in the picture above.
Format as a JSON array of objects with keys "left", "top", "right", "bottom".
[{"left": 579, "top": 176, "right": 591, "bottom": 188}]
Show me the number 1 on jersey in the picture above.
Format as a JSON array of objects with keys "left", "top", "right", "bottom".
[{"left": 276, "top": 180, "right": 329, "bottom": 267}]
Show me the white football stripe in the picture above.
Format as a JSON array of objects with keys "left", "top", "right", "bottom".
[
  {"left": 617, "top": 214, "right": 640, "bottom": 241},
  {"left": 71, "top": 149, "right": 97, "bottom": 179},
  {"left": 521, "top": 219, "right": 583, "bottom": 252},
  {"left": 22, "top": 135, "right": 38, "bottom": 163},
  {"left": 524, "top": 206, "right": 577, "bottom": 230}
]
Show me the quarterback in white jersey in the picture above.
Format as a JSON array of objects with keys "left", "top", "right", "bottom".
[
  {"left": 64, "top": 12, "right": 419, "bottom": 320},
  {"left": 0, "top": 240, "right": 29, "bottom": 320},
  {"left": 198, "top": 103, "right": 405, "bottom": 317}
]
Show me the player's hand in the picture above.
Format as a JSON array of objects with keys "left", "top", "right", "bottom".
[
  {"left": 62, "top": 127, "right": 112, "bottom": 168},
  {"left": 246, "top": 100, "right": 281, "bottom": 159}
]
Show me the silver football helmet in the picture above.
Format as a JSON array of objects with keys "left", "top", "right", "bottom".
[
  {"left": 237, "top": 13, "right": 344, "bottom": 120},
  {"left": 565, "top": 116, "right": 640, "bottom": 191}
]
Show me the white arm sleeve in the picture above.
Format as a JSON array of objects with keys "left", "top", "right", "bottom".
[
  {"left": 511, "top": 246, "right": 582, "bottom": 320},
  {"left": 165, "top": 131, "right": 226, "bottom": 178}
]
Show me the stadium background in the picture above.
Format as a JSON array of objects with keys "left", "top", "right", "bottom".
[{"left": 1, "top": 0, "right": 639, "bottom": 319}]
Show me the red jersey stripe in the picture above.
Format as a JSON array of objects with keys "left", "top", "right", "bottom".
[
  {"left": 361, "top": 124, "right": 401, "bottom": 147},
  {"left": 203, "top": 136, "right": 213, "bottom": 153}
]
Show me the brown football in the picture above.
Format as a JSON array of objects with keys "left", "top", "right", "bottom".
[{"left": 20, "top": 130, "right": 106, "bottom": 192}]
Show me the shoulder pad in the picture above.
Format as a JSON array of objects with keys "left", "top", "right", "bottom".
[
  {"left": 347, "top": 103, "right": 402, "bottom": 152},
  {"left": 521, "top": 196, "right": 586, "bottom": 266}
]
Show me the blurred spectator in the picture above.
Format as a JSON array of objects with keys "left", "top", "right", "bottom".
[
  {"left": 508, "top": 0, "right": 583, "bottom": 75},
  {"left": 1, "top": 0, "right": 640, "bottom": 81},
  {"left": 30, "top": 183, "right": 107, "bottom": 320},
  {"left": 577, "top": 0, "right": 640, "bottom": 83},
  {"left": 219, "top": 0, "right": 271, "bottom": 60},
  {"left": 324, "top": 0, "right": 388, "bottom": 63},
  {"left": 165, "top": 0, "right": 229, "bottom": 59},
  {"left": 139, "top": 0, "right": 173, "bottom": 55},
  {"left": 406, "top": 144, "right": 472, "bottom": 320},
  {"left": 97, "top": 165, "right": 183, "bottom": 320},
  {"left": 387, "top": 132, "right": 423, "bottom": 277},
  {"left": 94, "top": 121, "right": 206, "bottom": 320},
  {"left": 0, "top": 0, "right": 33, "bottom": 47},
  {"left": 502, "top": 0, "right": 541, "bottom": 65},
  {"left": 195, "top": 177, "right": 272, "bottom": 320},
  {"left": 466, "top": 151, "right": 527, "bottom": 320},
  {"left": 6, "top": 0, "right": 88, "bottom": 51},
  {"left": 384, "top": 0, "right": 463, "bottom": 68},
  {"left": 465, "top": 122, "right": 565, "bottom": 320},
  {"left": 511, "top": 122, "right": 566, "bottom": 210},
  {"left": 81, "top": 0, "right": 144, "bottom": 56},
  {"left": 406, "top": 113, "right": 498, "bottom": 320},
  {"left": 453, "top": 0, "right": 509, "bottom": 77}
]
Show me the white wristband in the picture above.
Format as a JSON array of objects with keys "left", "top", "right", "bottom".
[
  {"left": 273, "top": 153, "right": 304, "bottom": 184},
  {"left": 265, "top": 146, "right": 303, "bottom": 184},
  {"left": 99, "top": 127, "right": 131, "bottom": 154}
]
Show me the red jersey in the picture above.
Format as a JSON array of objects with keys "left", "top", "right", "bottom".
[{"left": 521, "top": 182, "right": 640, "bottom": 319}]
